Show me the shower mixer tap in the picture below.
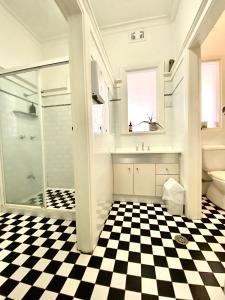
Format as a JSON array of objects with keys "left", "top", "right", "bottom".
[{"left": 27, "top": 174, "right": 35, "bottom": 180}]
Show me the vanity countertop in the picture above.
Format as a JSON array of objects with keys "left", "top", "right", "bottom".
[{"left": 112, "top": 147, "right": 183, "bottom": 154}]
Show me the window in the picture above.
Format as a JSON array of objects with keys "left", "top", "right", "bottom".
[
  {"left": 201, "top": 60, "right": 221, "bottom": 129},
  {"left": 127, "top": 68, "right": 157, "bottom": 132}
]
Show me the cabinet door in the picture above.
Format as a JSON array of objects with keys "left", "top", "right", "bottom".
[
  {"left": 134, "top": 164, "right": 155, "bottom": 196},
  {"left": 113, "top": 164, "right": 133, "bottom": 195}
]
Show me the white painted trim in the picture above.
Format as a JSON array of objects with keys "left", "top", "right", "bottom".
[
  {"left": 79, "top": 0, "right": 115, "bottom": 85},
  {"left": 56, "top": 0, "right": 115, "bottom": 253},
  {"left": 41, "top": 33, "right": 69, "bottom": 43},
  {"left": 170, "top": 0, "right": 180, "bottom": 22},
  {"left": 0, "top": 127, "right": 7, "bottom": 212},
  {"left": 55, "top": 0, "right": 81, "bottom": 18},
  {"left": 175, "top": 0, "right": 210, "bottom": 65},
  {"left": 56, "top": 0, "right": 114, "bottom": 85},
  {"left": 68, "top": 12, "right": 95, "bottom": 253},
  {"left": 0, "top": 57, "right": 69, "bottom": 77},
  {"left": 201, "top": 57, "right": 223, "bottom": 130},
  {"left": 90, "top": 31, "right": 114, "bottom": 86},
  {"left": 38, "top": 70, "right": 47, "bottom": 208},
  {"left": 46, "top": 187, "right": 75, "bottom": 191},
  {"left": 101, "top": 15, "right": 169, "bottom": 31},
  {"left": 101, "top": 17, "right": 171, "bottom": 36},
  {"left": 113, "top": 194, "right": 164, "bottom": 204},
  {"left": 120, "top": 130, "right": 166, "bottom": 136},
  {"left": 168, "top": 0, "right": 225, "bottom": 81},
  {"left": 120, "top": 62, "right": 165, "bottom": 134}
]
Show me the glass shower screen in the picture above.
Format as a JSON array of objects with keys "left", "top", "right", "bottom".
[{"left": 0, "top": 70, "right": 44, "bottom": 206}]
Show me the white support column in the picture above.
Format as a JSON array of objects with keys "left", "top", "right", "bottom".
[
  {"left": 68, "top": 12, "right": 96, "bottom": 253},
  {"left": 183, "top": 48, "right": 202, "bottom": 219}
]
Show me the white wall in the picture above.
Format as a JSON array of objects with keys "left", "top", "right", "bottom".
[
  {"left": 102, "top": 22, "right": 174, "bottom": 150},
  {"left": 102, "top": 23, "right": 173, "bottom": 78},
  {"left": 43, "top": 94, "right": 74, "bottom": 189},
  {"left": 0, "top": 4, "right": 41, "bottom": 68},
  {"left": 201, "top": 11, "right": 225, "bottom": 145},
  {"left": 40, "top": 40, "right": 73, "bottom": 190},
  {"left": 42, "top": 37, "right": 69, "bottom": 60},
  {"left": 0, "top": 3, "right": 69, "bottom": 68},
  {"left": 90, "top": 35, "right": 114, "bottom": 242},
  {"left": 41, "top": 38, "right": 70, "bottom": 96},
  {"left": 172, "top": 0, "right": 203, "bottom": 58}
]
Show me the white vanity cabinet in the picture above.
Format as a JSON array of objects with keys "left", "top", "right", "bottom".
[
  {"left": 134, "top": 164, "right": 155, "bottom": 196},
  {"left": 155, "top": 163, "right": 179, "bottom": 196},
  {"left": 113, "top": 159, "right": 180, "bottom": 198},
  {"left": 113, "top": 163, "right": 155, "bottom": 196},
  {"left": 113, "top": 164, "right": 133, "bottom": 195}
]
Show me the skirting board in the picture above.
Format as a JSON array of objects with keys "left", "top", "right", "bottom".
[
  {"left": 113, "top": 194, "right": 165, "bottom": 204},
  {"left": 1, "top": 204, "right": 76, "bottom": 221}
]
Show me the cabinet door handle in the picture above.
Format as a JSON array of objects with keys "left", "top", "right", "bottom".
[
  {"left": 128, "top": 167, "right": 131, "bottom": 172},
  {"left": 136, "top": 167, "right": 139, "bottom": 172}
]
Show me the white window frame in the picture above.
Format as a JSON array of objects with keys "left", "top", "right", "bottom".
[
  {"left": 201, "top": 58, "right": 222, "bottom": 131},
  {"left": 121, "top": 62, "right": 164, "bottom": 134}
]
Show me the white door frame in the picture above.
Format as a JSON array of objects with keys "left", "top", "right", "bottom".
[{"left": 182, "top": 0, "right": 225, "bottom": 219}]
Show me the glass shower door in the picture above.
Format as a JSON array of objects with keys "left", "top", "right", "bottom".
[{"left": 0, "top": 70, "right": 44, "bottom": 206}]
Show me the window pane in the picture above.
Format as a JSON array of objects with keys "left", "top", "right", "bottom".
[
  {"left": 201, "top": 61, "right": 220, "bottom": 128},
  {"left": 127, "top": 68, "right": 157, "bottom": 132}
]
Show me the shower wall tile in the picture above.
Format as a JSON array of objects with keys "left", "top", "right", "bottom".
[{"left": 43, "top": 94, "right": 74, "bottom": 189}]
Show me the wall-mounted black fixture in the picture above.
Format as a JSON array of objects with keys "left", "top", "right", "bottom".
[
  {"left": 29, "top": 103, "right": 36, "bottom": 114},
  {"left": 222, "top": 106, "right": 225, "bottom": 115},
  {"left": 169, "top": 59, "right": 175, "bottom": 72}
]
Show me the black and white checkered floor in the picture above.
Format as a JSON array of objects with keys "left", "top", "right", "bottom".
[
  {"left": 1, "top": 197, "right": 225, "bottom": 299},
  {"left": 27, "top": 189, "right": 75, "bottom": 210},
  {"left": 46, "top": 189, "right": 75, "bottom": 210}
]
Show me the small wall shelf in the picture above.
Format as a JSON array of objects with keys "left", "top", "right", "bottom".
[{"left": 13, "top": 111, "right": 38, "bottom": 118}]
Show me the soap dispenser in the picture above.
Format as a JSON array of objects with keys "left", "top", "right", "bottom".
[{"left": 29, "top": 103, "right": 36, "bottom": 114}]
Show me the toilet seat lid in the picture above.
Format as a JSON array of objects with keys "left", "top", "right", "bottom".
[{"left": 209, "top": 171, "right": 225, "bottom": 181}]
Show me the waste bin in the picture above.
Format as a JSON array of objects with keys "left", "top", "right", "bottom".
[{"left": 162, "top": 178, "right": 185, "bottom": 216}]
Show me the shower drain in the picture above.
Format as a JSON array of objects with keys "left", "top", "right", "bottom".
[{"left": 174, "top": 235, "right": 189, "bottom": 245}]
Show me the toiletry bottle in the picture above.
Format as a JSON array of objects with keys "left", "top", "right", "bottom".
[
  {"left": 29, "top": 103, "right": 36, "bottom": 114},
  {"left": 129, "top": 122, "right": 133, "bottom": 132}
]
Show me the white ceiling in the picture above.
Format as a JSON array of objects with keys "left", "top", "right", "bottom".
[
  {"left": 0, "top": 0, "right": 179, "bottom": 42},
  {"left": 0, "top": 0, "right": 68, "bottom": 42},
  {"left": 90, "top": 0, "right": 178, "bottom": 28}
]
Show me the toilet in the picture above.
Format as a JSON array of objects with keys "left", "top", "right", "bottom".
[{"left": 202, "top": 145, "right": 225, "bottom": 210}]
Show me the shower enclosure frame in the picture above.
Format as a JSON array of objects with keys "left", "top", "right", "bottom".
[{"left": 0, "top": 57, "right": 75, "bottom": 220}]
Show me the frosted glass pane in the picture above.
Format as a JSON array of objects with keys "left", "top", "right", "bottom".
[
  {"left": 0, "top": 71, "right": 44, "bottom": 206},
  {"left": 127, "top": 68, "right": 157, "bottom": 132},
  {"left": 201, "top": 61, "right": 220, "bottom": 128}
]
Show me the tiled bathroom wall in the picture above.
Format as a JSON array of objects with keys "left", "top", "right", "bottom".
[
  {"left": 42, "top": 94, "right": 74, "bottom": 189},
  {"left": 0, "top": 75, "right": 44, "bottom": 204}
]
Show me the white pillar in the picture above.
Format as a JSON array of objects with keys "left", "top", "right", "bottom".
[
  {"left": 183, "top": 48, "right": 202, "bottom": 219},
  {"left": 68, "top": 12, "right": 96, "bottom": 253}
]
